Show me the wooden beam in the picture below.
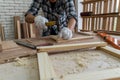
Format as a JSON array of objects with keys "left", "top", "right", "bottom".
[
  {"left": 63, "top": 68, "right": 120, "bottom": 80},
  {"left": 37, "top": 42, "right": 107, "bottom": 53},
  {"left": 50, "top": 35, "right": 94, "bottom": 43},
  {"left": 37, "top": 52, "right": 57, "bottom": 80},
  {"left": 97, "top": 46, "right": 120, "bottom": 59}
]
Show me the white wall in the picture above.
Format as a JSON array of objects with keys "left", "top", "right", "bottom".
[
  {"left": 76, "top": 0, "right": 83, "bottom": 31},
  {"left": 0, "top": 0, "right": 83, "bottom": 40}
]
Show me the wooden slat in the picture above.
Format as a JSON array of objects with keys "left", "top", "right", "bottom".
[
  {"left": 97, "top": 46, "right": 120, "bottom": 59},
  {"left": 0, "top": 24, "right": 5, "bottom": 41},
  {"left": 116, "top": 0, "right": 120, "bottom": 31},
  {"left": 37, "top": 52, "right": 57, "bottom": 80},
  {"left": 28, "top": 23, "right": 36, "bottom": 38},
  {"left": 102, "top": 0, "right": 108, "bottom": 30},
  {"left": 50, "top": 35, "right": 94, "bottom": 43},
  {"left": 63, "top": 68, "right": 120, "bottom": 80},
  {"left": 37, "top": 42, "right": 107, "bottom": 53},
  {"left": 14, "top": 16, "right": 21, "bottom": 39},
  {"left": 81, "top": 0, "right": 105, "bottom": 4}
]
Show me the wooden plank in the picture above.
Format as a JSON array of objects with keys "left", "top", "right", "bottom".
[
  {"left": 50, "top": 35, "right": 94, "bottom": 43},
  {"left": 0, "top": 45, "right": 36, "bottom": 64},
  {"left": 77, "top": 31, "right": 96, "bottom": 36},
  {"left": 0, "top": 24, "right": 5, "bottom": 41},
  {"left": 14, "top": 16, "right": 21, "bottom": 39},
  {"left": 37, "top": 42, "right": 107, "bottom": 53},
  {"left": 97, "top": 46, "right": 120, "bottom": 59},
  {"left": 37, "top": 52, "right": 57, "bottom": 80},
  {"left": 28, "top": 23, "right": 36, "bottom": 38},
  {"left": 63, "top": 68, "right": 120, "bottom": 80},
  {"left": 1, "top": 41, "right": 19, "bottom": 51}
]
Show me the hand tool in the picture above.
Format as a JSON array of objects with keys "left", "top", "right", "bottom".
[
  {"left": 14, "top": 39, "right": 53, "bottom": 49},
  {"left": 97, "top": 32, "right": 120, "bottom": 50}
]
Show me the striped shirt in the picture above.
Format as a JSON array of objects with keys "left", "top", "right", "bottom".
[{"left": 26, "top": 0, "right": 77, "bottom": 30}]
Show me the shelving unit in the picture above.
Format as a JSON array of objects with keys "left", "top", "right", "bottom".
[{"left": 80, "top": 0, "right": 120, "bottom": 32}]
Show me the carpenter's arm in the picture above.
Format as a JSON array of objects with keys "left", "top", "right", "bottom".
[
  {"left": 64, "top": 0, "right": 77, "bottom": 31},
  {"left": 25, "top": 0, "right": 41, "bottom": 23},
  {"left": 26, "top": 0, "right": 42, "bottom": 16}
]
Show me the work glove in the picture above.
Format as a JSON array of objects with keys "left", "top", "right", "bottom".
[
  {"left": 34, "top": 15, "right": 48, "bottom": 30},
  {"left": 34, "top": 15, "right": 48, "bottom": 37},
  {"left": 59, "top": 27, "right": 73, "bottom": 40},
  {"left": 25, "top": 14, "right": 35, "bottom": 23}
]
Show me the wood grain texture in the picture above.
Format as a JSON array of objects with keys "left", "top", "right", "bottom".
[
  {"left": 97, "top": 46, "right": 120, "bottom": 59},
  {"left": 37, "top": 42, "right": 107, "bottom": 53},
  {"left": 14, "top": 16, "right": 21, "bottom": 39},
  {"left": 50, "top": 35, "right": 94, "bottom": 43},
  {"left": 37, "top": 52, "right": 57, "bottom": 80}
]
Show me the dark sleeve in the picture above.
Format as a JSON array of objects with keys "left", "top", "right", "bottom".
[
  {"left": 64, "top": 0, "right": 77, "bottom": 22},
  {"left": 25, "top": 0, "right": 42, "bottom": 16}
]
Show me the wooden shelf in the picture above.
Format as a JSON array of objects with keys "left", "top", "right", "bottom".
[
  {"left": 81, "top": 12, "right": 120, "bottom": 18},
  {"left": 81, "top": 0, "right": 105, "bottom": 4}
]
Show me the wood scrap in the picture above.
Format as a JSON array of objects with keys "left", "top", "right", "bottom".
[
  {"left": 97, "top": 46, "right": 120, "bottom": 59},
  {"left": 37, "top": 42, "right": 107, "bottom": 53},
  {"left": 37, "top": 52, "right": 57, "bottom": 80}
]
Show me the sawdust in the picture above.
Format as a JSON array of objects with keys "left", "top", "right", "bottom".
[
  {"left": 0, "top": 56, "right": 39, "bottom": 80},
  {"left": 49, "top": 49, "right": 120, "bottom": 78}
]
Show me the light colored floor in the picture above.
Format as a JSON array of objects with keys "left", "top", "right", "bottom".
[{"left": 0, "top": 49, "right": 120, "bottom": 80}]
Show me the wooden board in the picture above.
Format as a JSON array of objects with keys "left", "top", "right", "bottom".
[
  {"left": 37, "top": 52, "right": 57, "bottom": 80},
  {"left": 97, "top": 46, "right": 120, "bottom": 59},
  {"left": 0, "top": 46, "right": 36, "bottom": 64},
  {"left": 37, "top": 42, "right": 107, "bottom": 53},
  {"left": 50, "top": 35, "right": 94, "bottom": 43},
  {"left": 1, "top": 41, "right": 19, "bottom": 51},
  {"left": 36, "top": 52, "right": 120, "bottom": 80},
  {"left": 14, "top": 16, "right": 21, "bottom": 39}
]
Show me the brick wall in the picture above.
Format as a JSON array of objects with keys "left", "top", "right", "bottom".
[
  {"left": 0, "top": 0, "right": 81, "bottom": 40},
  {"left": 0, "top": 0, "right": 43, "bottom": 40}
]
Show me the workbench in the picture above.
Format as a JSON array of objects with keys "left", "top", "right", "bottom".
[{"left": 0, "top": 33, "right": 120, "bottom": 80}]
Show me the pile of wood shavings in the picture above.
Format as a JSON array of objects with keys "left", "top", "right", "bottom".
[{"left": 49, "top": 49, "right": 120, "bottom": 78}]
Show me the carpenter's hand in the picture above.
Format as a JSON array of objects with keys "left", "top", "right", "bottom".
[
  {"left": 25, "top": 14, "right": 35, "bottom": 23},
  {"left": 59, "top": 27, "right": 73, "bottom": 40}
]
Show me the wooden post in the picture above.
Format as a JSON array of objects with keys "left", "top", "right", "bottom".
[{"left": 14, "top": 16, "right": 21, "bottom": 39}]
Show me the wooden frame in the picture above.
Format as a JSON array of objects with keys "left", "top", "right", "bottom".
[
  {"left": 37, "top": 41, "right": 120, "bottom": 80},
  {"left": 81, "top": 0, "right": 120, "bottom": 31},
  {"left": 37, "top": 42, "right": 120, "bottom": 80}
]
